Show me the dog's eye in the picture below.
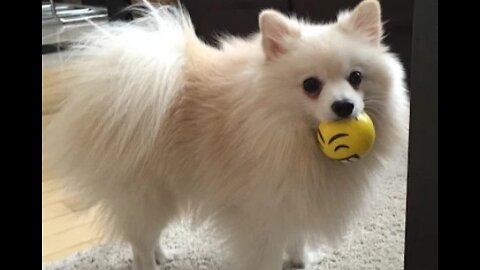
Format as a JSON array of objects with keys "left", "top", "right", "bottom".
[
  {"left": 347, "top": 71, "right": 362, "bottom": 89},
  {"left": 302, "top": 77, "right": 322, "bottom": 97}
]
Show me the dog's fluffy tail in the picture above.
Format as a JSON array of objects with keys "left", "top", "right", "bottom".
[{"left": 43, "top": 5, "right": 194, "bottom": 205}]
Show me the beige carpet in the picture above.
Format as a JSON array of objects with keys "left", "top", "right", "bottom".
[{"left": 43, "top": 149, "right": 408, "bottom": 270}]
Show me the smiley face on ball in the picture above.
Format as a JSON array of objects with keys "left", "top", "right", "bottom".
[{"left": 317, "top": 112, "right": 376, "bottom": 162}]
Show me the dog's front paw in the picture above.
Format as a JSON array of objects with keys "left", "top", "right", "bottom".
[
  {"left": 155, "top": 255, "right": 173, "bottom": 265},
  {"left": 131, "top": 260, "right": 160, "bottom": 270},
  {"left": 155, "top": 246, "right": 173, "bottom": 265},
  {"left": 282, "top": 259, "right": 305, "bottom": 269}
]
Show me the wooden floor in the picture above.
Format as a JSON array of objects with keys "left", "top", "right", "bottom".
[
  {"left": 42, "top": 70, "right": 105, "bottom": 264},
  {"left": 42, "top": 171, "right": 103, "bottom": 263}
]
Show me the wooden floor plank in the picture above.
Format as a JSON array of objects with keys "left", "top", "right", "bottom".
[
  {"left": 42, "top": 179, "right": 62, "bottom": 193},
  {"left": 43, "top": 209, "right": 97, "bottom": 237},
  {"left": 42, "top": 202, "right": 71, "bottom": 221},
  {"left": 42, "top": 188, "right": 70, "bottom": 206},
  {"left": 43, "top": 224, "right": 101, "bottom": 257},
  {"left": 42, "top": 238, "right": 101, "bottom": 263}
]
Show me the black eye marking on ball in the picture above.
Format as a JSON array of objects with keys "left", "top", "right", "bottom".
[
  {"left": 334, "top": 145, "right": 350, "bottom": 152},
  {"left": 317, "top": 129, "right": 325, "bottom": 144},
  {"left": 328, "top": 133, "right": 349, "bottom": 144}
]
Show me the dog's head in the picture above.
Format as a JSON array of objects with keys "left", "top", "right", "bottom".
[{"left": 256, "top": 0, "right": 409, "bottom": 159}]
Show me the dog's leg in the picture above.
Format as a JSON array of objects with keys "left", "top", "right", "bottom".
[
  {"left": 284, "top": 240, "right": 306, "bottom": 269},
  {"left": 285, "top": 240, "right": 330, "bottom": 269},
  {"left": 221, "top": 208, "right": 286, "bottom": 270},
  {"left": 121, "top": 214, "right": 168, "bottom": 270},
  {"left": 230, "top": 228, "right": 285, "bottom": 270},
  {"left": 127, "top": 214, "right": 173, "bottom": 270},
  {"left": 110, "top": 190, "right": 175, "bottom": 270},
  {"left": 154, "top": 240, "right": 172, "bottom": 264},
  {"left": 130, "top": 236, "right": 159, "bottom": 270}
]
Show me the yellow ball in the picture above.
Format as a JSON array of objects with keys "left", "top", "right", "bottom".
[{"left": 316, "top": 112, "right": 376, "bottom": 162}]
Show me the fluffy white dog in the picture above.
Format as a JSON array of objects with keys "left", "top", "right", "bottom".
[{"left": 44, "top": 0, "right": 409, "bottom": 269}]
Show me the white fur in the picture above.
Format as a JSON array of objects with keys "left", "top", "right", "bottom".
[{"left": 44, "top": 1, "right": 409, "bottom": 269}]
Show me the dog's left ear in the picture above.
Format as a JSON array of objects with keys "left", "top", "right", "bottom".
[
  {"left": 259, "top": 10, "right": 300, "bottom": 60},
  {"left": 337, "top": 0, "right": 383, "bottom": 45}
]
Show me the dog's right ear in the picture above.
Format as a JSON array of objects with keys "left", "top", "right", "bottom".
[{"left": 259, "top": 10, "right": 300, "bottom": 60}]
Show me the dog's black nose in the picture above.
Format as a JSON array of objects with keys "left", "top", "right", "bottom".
[{"left": 331, "top": 100, "right": 354, "bottom": 118}]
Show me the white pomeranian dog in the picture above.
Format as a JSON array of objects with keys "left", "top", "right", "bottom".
[{"left": 44, "top": 0, "right": 409, "bottom": 269}]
